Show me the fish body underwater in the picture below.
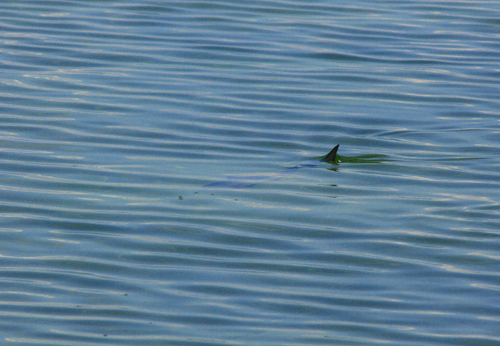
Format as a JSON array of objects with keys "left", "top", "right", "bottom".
[{"left": 204, "top": 145, "right": 339, "bottom": 189}]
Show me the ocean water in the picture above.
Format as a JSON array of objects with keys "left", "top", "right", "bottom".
[{"left": 1, "top": 1, "right": 499, "bottom": 345}]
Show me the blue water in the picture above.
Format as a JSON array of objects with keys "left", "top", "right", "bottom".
[{"left": 1, "top": 1, "right": 499, "bottom": 345}]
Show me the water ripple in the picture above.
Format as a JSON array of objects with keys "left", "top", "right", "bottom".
[{"left": 1, "top": 0, "right": 500, "bottom": 345}]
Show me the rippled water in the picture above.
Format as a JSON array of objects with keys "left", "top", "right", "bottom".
[{"left": 1, "top": 1, "right": 499, "bottom": 345}]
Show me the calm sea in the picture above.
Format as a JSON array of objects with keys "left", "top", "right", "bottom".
[{"left": 1, "top": 1, "right": 499, "bottom": 345}]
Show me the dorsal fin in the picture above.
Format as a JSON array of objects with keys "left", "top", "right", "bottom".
[{"left": 321, "top": 144, "right": 339, "bottom": 162}]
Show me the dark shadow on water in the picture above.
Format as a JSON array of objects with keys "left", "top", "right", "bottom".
[{"left": 205, "top": 151, "right": 390, "bottom": 189}]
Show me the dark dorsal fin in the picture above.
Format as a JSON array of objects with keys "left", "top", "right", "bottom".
[{"left": 321, "top": 144, "right": 339, "bottom": 162}]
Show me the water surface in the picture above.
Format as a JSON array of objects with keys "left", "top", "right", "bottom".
[{"left": 1, "top": 1, "right": 499, "bottom": 345}]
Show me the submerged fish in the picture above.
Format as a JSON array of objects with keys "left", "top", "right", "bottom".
[{"left": 204, "top": 145, "right": 339, "bottom": 189}]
